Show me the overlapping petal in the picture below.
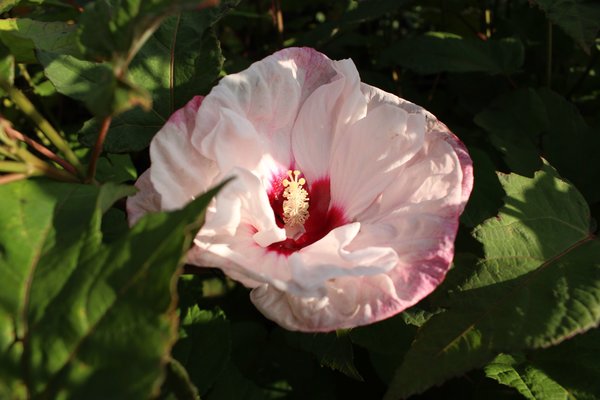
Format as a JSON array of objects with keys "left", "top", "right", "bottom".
[{"left": 127, "top": 47, "right": 473, "bottom": 332}]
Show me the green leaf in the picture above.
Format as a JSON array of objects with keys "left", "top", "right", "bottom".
[
  {"left": 77, "top": 0, "right": 217, "bottom": 64},
  {"left": 485, "top": 329, "right": 600, "bottom": 400},
  {"left": 531, "top": 0, "right": 600, "bottom": 52},
  {"left": 161, "top": 358, "right": 201, "bottom": 400},
  {"left": 529, "top": 328, "right": 600, "bottom": 399},
  {"left": 95, "top": 153, "right": 137, "bottom": 183},
  {"left": 538, "top": 88, "right": 600, "bottom": 204},
  {"left": 79, "top": 2, "right": 235, "bottom": 153},
  {"left": 475, "top": 88, "right": 600, "bottom": 201},
  {"left": 0, "top": 18, "right": 80, "bottom": 63},
  {"left": 381, "top": 34, "right": 524, "bottom": 75},
  {"left": 38, "top": 51, "right": 151, "bottom": 117},
  {"left": 172, "top": 306, "right": 231, "bottom": 395},
  {"left": 350, "top": 314, "right": 418, "bottom": 383},
  {"left": 0, "top": 179, "right": 224, "bottom": 399},
  {"left": 295, "top": 0, "right": 414, "bottom": 46},
  {"left": 0, "top": 0, "right": 20, "bottom": 13},
  {"left": 474, "top": 88, "right": 546, "bottom": 176},
  {"left": 283, "top": 330, "right": 363, "bottom": 381},
  {"left": 460, "top": 148, "right": 505, "bottom": 228},
  {"left": 485, "top": 353, "right": 573, "bottom": 400},
  {"left": 384, "top": 163, "right": 600, "bottom": 399}
]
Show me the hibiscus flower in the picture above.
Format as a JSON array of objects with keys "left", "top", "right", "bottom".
[{"left": 127, "top": 47, "right": 473, "bottom": 332}]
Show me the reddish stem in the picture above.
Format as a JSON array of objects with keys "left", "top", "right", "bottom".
[
  {"left": 86, "top": 116, "right": 112, "bottom": 182},
  {"left": 3, "top": 124, "right": 78, "bottom": 175},
  {"left": 0, "top": 173, "right": 27, "bottom": 185}
]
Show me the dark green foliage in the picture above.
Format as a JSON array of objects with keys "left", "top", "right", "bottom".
[{"left": 1, "top": 0, "right": 599, "bottom": 399}]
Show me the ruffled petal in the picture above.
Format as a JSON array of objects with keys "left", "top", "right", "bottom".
[
  {"left": 193, "top": 47, "right": 339, "bottom": 181},
  {"left": 149, "top": 96, "right": 220, "bottom": 210},
  {"left": 330, "top": 102, "right": 426, "bottom": 219},
  {"left": 291, "top": 59, "right": 367, "bottom": 182},
  {"left": 251, "top": 86, "right": 473, "bottom": 333},
  {"left": 192, "top": 167, "right": 291, "bottom": 288},
  {"left": 285, "top": 223, "right": 398, "bottom": 296}
]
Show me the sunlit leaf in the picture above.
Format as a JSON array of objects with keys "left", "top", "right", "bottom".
[
  {"left": 486, "top": 328, "right": 600, "bottom": 400},
  {"left": 385, "top": 163, "right": 600, "bottom": 398},
  {"left": 38, "top": 51, "right": 151, "bottom": 117},
  {"left": 0, "top": 179, "right": 223, "bottom": 399},
  {"left": 0, "top": 18, "right": 80, "bottom": 63}
]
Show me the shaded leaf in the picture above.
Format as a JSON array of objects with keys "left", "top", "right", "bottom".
[
  {"left": 79, "top": 2, "right": 235, "bottom": 152},
  {"left": 295, "top": 0, "right": 414, "bottom": 46},
  {"left": 532, "top": 0, "right": 600, "bottom": 52},
  {"left": 381, "top": 34, "right": 524, "bottom": 75},
  {"left": 283, "top": 330, "right": 363, "bottom": 381},
  {"left": 538, "top": 87, "right": 600, "bottom": 204},
  {"left": 161, "top": 358, "right": 201, "bottom": 400},
  {"left": 475, "top": 88, "right": 600, "bottom": 201},
  {"left": 77, "top": 0, "right": 216, "bottom": 64},
  {"left": 460, "top": 148, "right": 505, "bottom": 227},
  {"left": 95, "top": 153, "right": 137, "bottom": 183},
  {"left": 385, "top": 163, "right": 600, "bottom": 399},
  {"left": 350, "top": 314, "right": 418, "bottom": 384},
  {"left": 172, "top": 306, "right": 231, "bottom": 395},
  {"left": 0, "top": 18, "right": 80, "bottom": 63},
  {"left": 38, "top": 51, "right": 150, "bottom": 117},
  {"left": 529, "top": 328, "right": 600, "bottom": 399},
  {"left": 0, "top": 179, "right": 224, "bottom": 399},
  {"left": 474, "top": 88, "right": 545, "bottom": 176}
]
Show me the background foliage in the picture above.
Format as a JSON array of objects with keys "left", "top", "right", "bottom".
[{"left": 0, "top": 0, "right": 599, "bottom": 399}]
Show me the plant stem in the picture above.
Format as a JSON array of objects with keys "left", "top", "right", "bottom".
[
  {"left": 0, "top": 173, "right": 27, "bottom": 185},
  {"left": 0, "top": 160, "right": 30, "bottom": 174},
  {"left": 2, "top": 122, "right": 78, "bottom": 175},
  {"left": 4, "top": 85, "right": 86, "bottom": 177},
  {"left": 86, "top": 116, "right": 112, "bottom": 182}
]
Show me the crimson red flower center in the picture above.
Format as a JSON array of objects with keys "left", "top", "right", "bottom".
[{"left": 266, "top": 171, "right": 346, "bottom": 255}]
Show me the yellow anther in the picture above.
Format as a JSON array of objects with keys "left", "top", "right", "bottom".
[{"left": 282, "top": 170, "right": 309, "bottom": 228}]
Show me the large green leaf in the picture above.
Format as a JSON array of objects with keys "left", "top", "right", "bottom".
[
  {"left": 77, "top": 0, "right": 216, "bottom": 65},
  {"left": 475, "top": 88, "right": 600, "bottom": 202},
  {"left": 0, "top": 179, "right": 223, "bottom": 399},
  {"left": 384, "top": 163, "right": 600, "bottom": 399},
  {"left": 381, "top": 33, "right": 524, "bottom": 75},
  {"left": 485, "top": 328, "right": 600, "bottom": 399},
  {"left": 283, "top": 330, "right": 362, "bottom": 381},
  {"left": 460, "top": 148, "right": 505, "bottom": 228},
  {"left": 171, "top": 306, "right": 231, "bottom": 396},
  {"left": 79, "top": 1, "right": 237, "bottom": 153},
  {"left": 0, "top": 18, "right": 80, "bottom": 63},
  {"left": 538, "top": 88, "right": 600, "bottom": 204},
  {"left": 532, "top": 0, "right": 600, "bottom": 52},
  {"left": 484, "top": 353, "right": 570, "bottom": 400},
  {"left": 474, "top": 88, "right": 546, "bottom": 177},
  {"left": 38, "top": 51, "right": 151, "bottom": 117}
]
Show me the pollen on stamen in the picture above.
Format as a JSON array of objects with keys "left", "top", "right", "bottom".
[{"left": 282, "top": 170, "right": 310, "bottom": 228}]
